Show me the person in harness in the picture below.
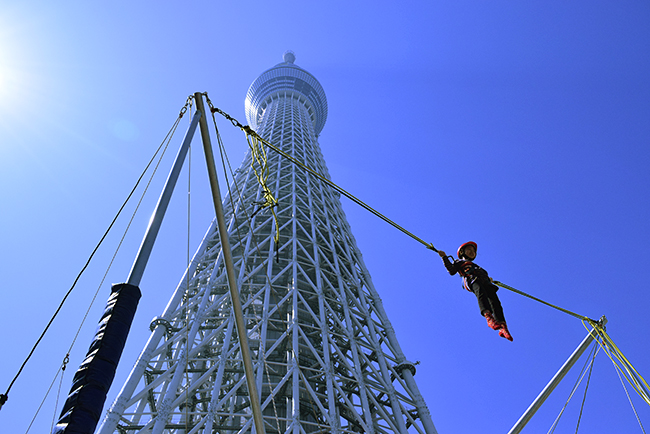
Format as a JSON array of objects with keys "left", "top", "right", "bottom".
[{"left": 438, "top": 241, "right": 513, "bottom": 341}]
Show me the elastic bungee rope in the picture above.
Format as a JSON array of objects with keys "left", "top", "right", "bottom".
[
  {"left": 211, "top": 105, "right": 597, "bottom": 323},
  {"left": 209, "top": 103, "right": 650, "bottom": 409}
]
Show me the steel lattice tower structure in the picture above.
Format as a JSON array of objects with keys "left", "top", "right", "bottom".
[{"left": 97, "top": 52, "right": 437, "bottom": 434}]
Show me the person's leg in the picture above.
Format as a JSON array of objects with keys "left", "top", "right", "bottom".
[
  {"left": 472, "top": 281, "right": 501, "bottom": 329},
  {"left": 486, "top": 286, "right": 505, "bottom": 324},
  {"left": 484, "top": 284, "right": 513, "bottom": 341},
  {"left": 471, "top": 281, "right": 490, "bottom": 316}
]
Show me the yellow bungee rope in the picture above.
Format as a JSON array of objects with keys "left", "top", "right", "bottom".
[
  {"left": 245, "top": 131, "right": 280, "bottom": 248},
  {"left": 586, "top": 320, "right": 650, "bottom": 406}
]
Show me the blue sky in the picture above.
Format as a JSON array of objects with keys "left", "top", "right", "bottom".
[{"left": 1, "top": 2, "right": 649, "bottom": 433}]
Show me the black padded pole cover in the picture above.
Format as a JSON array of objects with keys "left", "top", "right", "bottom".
[{"left": 52, "top": 283, "right": 141, "bottom": 434}]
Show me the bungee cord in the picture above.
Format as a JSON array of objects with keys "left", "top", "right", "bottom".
[
  {"left": 210, "top": 105, "right": 597, "bottom": 319},
  {"left": 494, "top": 280, "right": 598, "bottom": 324},
  {"left": 586, "top": 320, "right": 650, "bottom": 407},
  {"left": 209, "top": 102, "right": 650, "bottom": 411},
  {"left": 209, "top": 105, "right": 438, "bottom": 253},
  {"left": 244, "top": 130, "right": 281, "bottom": 252}
]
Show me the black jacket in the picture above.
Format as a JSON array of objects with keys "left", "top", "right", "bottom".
[{"left": 442, "top": 256, "right": 492, "bottom": 291}]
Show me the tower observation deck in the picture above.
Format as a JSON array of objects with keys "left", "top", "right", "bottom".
[
  {"left": 246, "top": 51, "right": 328, "bottom": 136},
  {"left": 98, "top": 52, "right": 437, "bottom": 434}
]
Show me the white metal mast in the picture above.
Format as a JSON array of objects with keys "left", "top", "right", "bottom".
[{"left": 98, "top": 52, "right": 437, "bottom": 434}]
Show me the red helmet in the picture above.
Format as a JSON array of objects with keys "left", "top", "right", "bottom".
[{"left": 457, "top": 241, "right": 477, "bottom": 259}]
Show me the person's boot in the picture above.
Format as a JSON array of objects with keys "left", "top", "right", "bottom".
[
  {"left": 484, "top": 311, "right": 501, "bottom": 330},
  {"left": 498, "top": 323, "right": 513, "bottom": 341}
]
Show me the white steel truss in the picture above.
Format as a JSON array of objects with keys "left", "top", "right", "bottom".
[{"left": 98, "top": 53, "right": 437, "bottom": 434}]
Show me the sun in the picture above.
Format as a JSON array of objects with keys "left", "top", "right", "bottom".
[
  {"left": 0, "top": 43, "right": 19, "bottom": 109},
  {"left": 0, "top": 65, "right": 10, "bottom": 99},
  {"left": 0, "top": 12, "right": 39, "bottom": 114},
  {"left": 0, "top": 59, "right": 25, "bottom": 117}
]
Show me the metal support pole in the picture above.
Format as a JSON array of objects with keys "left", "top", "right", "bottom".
[
  {"left": 194, "top": 92, "right": 266, "bottom": 434},
  {"left": 127, "top": 110, "right": 201, "bottom": 287},
  {"left": 400, "top": 368, "right": 439, "bottom": 434},
  {"left": 508, "top": 316, "right": 607, "bottom": 434},
  {"left": 53, "top": 112, "right": 201, "bottom": 434}
]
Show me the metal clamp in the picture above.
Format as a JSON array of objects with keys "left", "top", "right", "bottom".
[
  {"left": 149, "top": 317, "right": 175, "bottom": 334},
  {"left": 394, "top": 361, "right": 419, "bottom": 378}
]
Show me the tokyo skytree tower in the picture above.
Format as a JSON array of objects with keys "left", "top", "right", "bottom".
[{"left": 97, "top": 52, "right": 437, "bottom": 434}]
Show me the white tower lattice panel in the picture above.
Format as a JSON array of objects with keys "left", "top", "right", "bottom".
[{"left": 98, "top": 52, "right": 437, "bottom": 434}]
